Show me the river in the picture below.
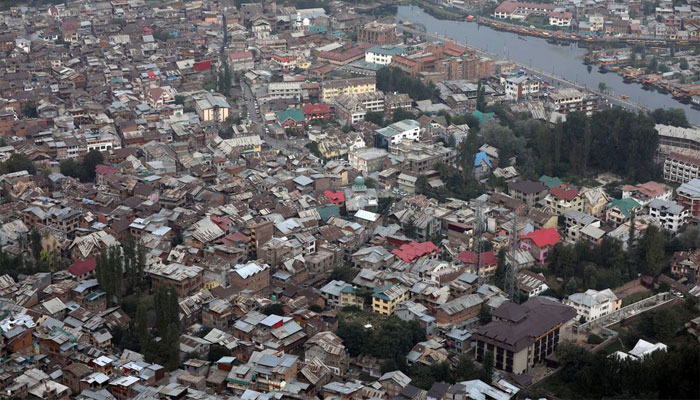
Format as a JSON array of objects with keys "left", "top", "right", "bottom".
[{"left": 395, "top": 5, "right": 700, "bottom": 125}]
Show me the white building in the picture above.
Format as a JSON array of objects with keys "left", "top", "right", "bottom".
[
  {"left": 267, "top": 82, "right": 303, "bottom": 100},
  {"left": 376, "top": 119, "right": 420, "bottom": 148},
  {"left": 364, "top": 45, "right": 406, "bottom": 65},
  {"left": 663, "top": 152, "right": 700, "bottom": 184},
  {"left": 548, "top": 11, "right": 573, "bottom": 27},
  {"left": 647, "top": 199, "right": 689, "bottom": 234},
  {"left": 564, "top": 288, "right": 621, "bottom": 322},
  {"left": 194, "top": 93, "right": 231, "bottom": 122},
  {"left": 516, "top": 270, "right": 549, "bottom": 298},
  {"left": 502, "top": 75, "right": 540, "bottom": 100}
]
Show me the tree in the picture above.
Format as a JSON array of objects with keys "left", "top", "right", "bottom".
[
  {"left": 376, "top": 67, "right": 438, "bottom": 101},
  {"left": 476, "top": 80, "right": 487, "bottom": 112},
  {"left": 0, "top": 153, "right": 36, "bottom": 175},
  {"left": 679, "top": 58, "right": 689, "bottom": 70},
  {"left": 639, "top": 225, "right": 665, "bottom": 275},
  {"left": 262, "top": 303, "right": 285, "bottom": 315},
  {"left": 21, "top": 102, "right": 38, "bottom": 118},
  {"left": 364, "top": 111, "right": 384, "bottom": 126},
  {"left": 651, "top": 108, "right": 690, "bottom": 128},
  {"left": 403, "top": 216, "right": 417, "bottom": 239},
  {"left": 598, "top": 81, "right": 607, "bottom": 93},
  {"left": 96, "top": 245, "right": 123, "bottom": 306},
  {"left": 82, "top": 150, "right": 104, "bottom": 182},
  {"left": 208, "top": 344, "right": 230, "bottom": 362},
  {"left": 479, "top": 305, "right": 492, "bottom": 324},
  {"left": 565, "top": 277, "right": 578, "bottom": 295},
  {"left": 479, "top": 350, "right": 494, "bottom": 383}
]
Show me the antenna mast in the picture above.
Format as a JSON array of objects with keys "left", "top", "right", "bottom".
[{"left": 505, "top": 212, "right": 520, "bottom": 302}]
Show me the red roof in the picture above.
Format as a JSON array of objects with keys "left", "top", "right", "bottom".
[
  {"left": 392, "top": 241, "right": 439, "bottom": 263},
  {"left": 303, "top": 103, "right": 331, "bottom": 115},
  {"left": 456, "top": 250, "right": 498, "bottom": 266},
  {"left": 228, "top": 51, "right": 253, "bottom": 61},
  {"left": 521, "top": 228, "right": 561, "bottom": 248},
  {"left": 193, "top": 60, "right": 212, "bottom": 72},
  {"left": 95, "top": 164, "right": 117, "bottom": 176},
  {"left": 323, "top": 190, "right": 345, "bottom": 205},
  {"left": 68, "top": 257, "right": 96, "bottom": 277},
  {"left": 549, "top": 187, "right": 579, "bottom": 201}
]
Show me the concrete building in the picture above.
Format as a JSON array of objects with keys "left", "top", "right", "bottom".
[
  {"left": 229, "top": 262, "right": 270, "bottom": 292},
  {"left": 320, "top": 77, "right": 376, "bottom": 102},
  {"left": 663, "top": 152, "right": 700, "bottom": 184},
  {"left": 647, "top": 199, "right": 689, "bottom": 234},
  {"left": 372, "top": 284, "right": 409, "bottom": 315},
  {"left": 474, "top": 297, "right": 576, "bottom": 374},
  {"left": 677, "top": 178, "right": 700, "bottom": 218},
  {"left": 507, "top": 180, "right": 548, "bottom": 207},
  {"left": 349, "top": 147, "right": 388, "bottom": 175},
  {"left": 375, "top": 119, "right": 420, "bottom": 148},
  {"left": 564, "top": 289, "right": 621, "bottom": 322},
  {"left": 357, "top": 21, "right": 396, "bottom": 45},
  {"left": 365, "top": 45, "right": 406, "bottom": 65}
]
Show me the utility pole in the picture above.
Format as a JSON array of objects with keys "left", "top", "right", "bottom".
[
  {"left": 505, "top": 212, "right": 520, "bottom": 302},
  {"left": 474, "top": 200, "right": 485, "bottom": 286}
]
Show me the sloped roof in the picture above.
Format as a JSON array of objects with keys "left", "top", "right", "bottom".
[{"left": 520, "top": 227, "right": 560, "bottom": 248}]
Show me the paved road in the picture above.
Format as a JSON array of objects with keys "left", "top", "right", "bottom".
[
  {"left": 239, "top": 81, "right": 307, "bottom": 153},
  {"left": 398, "top": 25, "right": 652, "bottom": 113}
]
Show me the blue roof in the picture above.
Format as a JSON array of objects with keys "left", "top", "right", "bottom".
[{"left": 474, "top": 151, "right": 492, "bottom": 168}]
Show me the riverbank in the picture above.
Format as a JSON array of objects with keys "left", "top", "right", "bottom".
[
  {"left": 394, "top": 5, "right": 699, "bottom": 123},
  {"left": 410, "top": 0, "right": 467, "bottom": 21}
]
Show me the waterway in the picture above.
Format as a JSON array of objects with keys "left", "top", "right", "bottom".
[{"left": 395, "top": 5, "right": 700, "bottom": 125}]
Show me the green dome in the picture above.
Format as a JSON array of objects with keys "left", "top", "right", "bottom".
[{"left": 355, "top": 175, "right": 365, "bottom": 186}]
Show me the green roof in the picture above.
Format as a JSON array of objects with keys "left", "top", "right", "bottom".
[
  {"left": 539, "top": 175, "right": 563, "bottom": 189},
  {"left": 316, "top": 205, "right": 340, "bottom": 221},
  {"left": 608, "top": 198, "right": 641, "bottom": 218},
  {"left": 372, "top": 284, "right": 394, "bottom": 301},
  {"left": 471, "top": 110, "right": 495, "bottom": 124},
  {"left": 341, "top": 286, "right": 356, "bottom": 294},
  {"left": 309, "top": 25, "right": 327, "bottom": 33},
  {"left": 277, "top": 108, "right": 304, "bottom": 123}
]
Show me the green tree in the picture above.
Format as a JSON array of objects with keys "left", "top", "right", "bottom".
[
  {"left": 679, "top": 58, "right": 689, "bottom": 70},
  {"left": 208, "top": 344, "right": 230, "bottom": 362},
  {"left": 364, "top": 111, "right": 385, "bottom": 126},
  {"left": 262, "top": 303, "right": 285, "bottom": 315},
  {"left": 476, "top": 80, "right": 487, "bottom": 112},
  {"left": 0, "top": 153, "right": 36, "bottom": 175},
  {"left": 480, "top": 350, "right": 494, "bottom": 383},
  {"left": 21, "top": 102, "right": 38, "bottom": 118},
  {"left": 403, "top": 216, "right": 417, "bottom": 239},
  {"left": 639, "top": 225, "right": 665, "bottom": 275},
  {"left": 479, "top": 305, "right": 492, "bottom": 324}
]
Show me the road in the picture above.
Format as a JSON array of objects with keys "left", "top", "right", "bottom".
[
  {"left": 239, "top": 80, "right": 307, "bottom": 153},
  {"left": 397, "top": 25, "right": 652, "bottom": 113}
]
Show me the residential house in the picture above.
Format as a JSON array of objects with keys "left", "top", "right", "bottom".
[{"left": 564, "top": 289, "right": 621, "bottom": 322}]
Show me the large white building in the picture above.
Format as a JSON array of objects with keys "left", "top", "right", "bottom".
[
  {"left": 375, "top": 119, "right": 420, "bottom": 148},
  {"left": 267, "top": 82, "right": 303, "bottom": 100},
  {"left": 647, "top": 199, "right": 689, "bottom": 234},
  {"left": 502, "top": 75, "right": 540, "bottom": 100},
  {"left": 364, "top": 45, "right": 406, "bottom": 65},
  {"left": 194, "top": 93, "right": 231, "bottom": 122},
  {"left": 564, "top": 288, "right": 621, "bottom": 322}
]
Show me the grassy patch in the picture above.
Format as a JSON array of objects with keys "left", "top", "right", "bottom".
[{"left": 621, "top": 290, "right": 654, "bottom": 307}]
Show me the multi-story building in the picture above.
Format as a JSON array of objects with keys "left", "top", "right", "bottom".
[
  {"left": 320, "top": 280, "right": 353, "bottom": 308},
  {"left": 677, "top": 178, "right": 700, "bottom": 218},
  {"left": 372, "top": 284, "right": 409, "bottom": 315},
  {"left": 365, "top": 45, "right": 406, "bottom": 65},
  {"left": 227, "top": 51, "right": 255, "bottom": 71},
  {"left": 605, "top": 198, "right": 642, "bottom": 227},
  {"left": 507, "top": 180, "right": 548, "bottom": 207},
  {"left": 548, "top": 88, "right": 602, "bottom": 115},
  {"left": 194, "top": 93, "right": 231, "bottom": 123},
  {"left": 267, "top": 82, "right": 303, "bottom": 100},
  {"left": 502, "top": 75, "right": 540, "bottom": 100},
  {"left": 304, "top": 331, "right": 350, "bottom": 375},
  {"left": 671, "top": 249, "right": 700, "bottom": 284},
  {"left": 229, "top": 263, "right": 270, "bottom": 292},
  {"left": 474, "top": 297, "right": 576, "bottom": 374},
  {"left": 494, "top": 0, "right": 556, "bottom": 19},
  {"left": 663, "top": 152, "right": 700, "bottom": 184},
  {"left": 357, "top": 21, "right": 396, "bottom": 45},
  {"left": 349, "top": 147, "right": 388, "bottom": 175},
  {"left": 544, "top": 187, "right": 584, "bottom": 215},
  {"left": 564, "top": 289, "right": 621, "bottom": 322},
  {"left": 147, "top": 263, "right": 204, "bottom": 297},
  {"left": 321, "top": 77, "right": 376, "bottom": 102},
  {"left": 375, "top": 119, "right": 420, "bottom": 148},
  {"left": 622, "top": 181, "right": 672, "bottom": 206},
  {"left": 647, "top": 199, "right": 689, "bottom": 233}
]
